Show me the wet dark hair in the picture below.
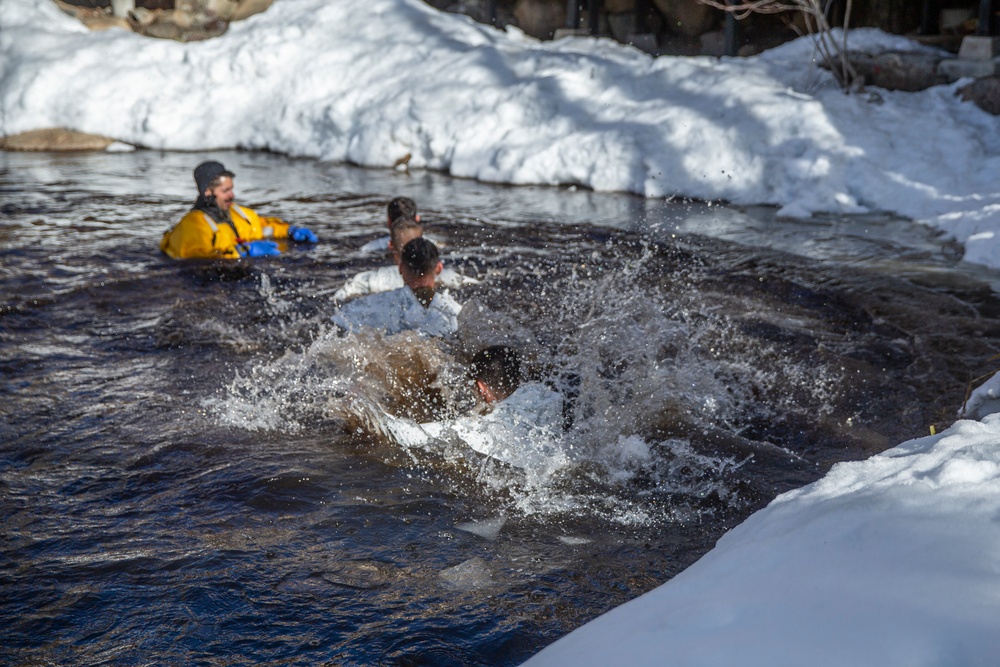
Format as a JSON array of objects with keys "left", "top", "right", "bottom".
[
  {"left": 388, "top": 196, "right": 418, "bottom": 223},
  {"left": 400, "top": 237, "right": 439, "bottom": 276},
  {"left": 390, "top": 216, "right": 422, "bottom": 251},
  {"left": 470, "top": 346, "right": 521, "bottom": 400}
]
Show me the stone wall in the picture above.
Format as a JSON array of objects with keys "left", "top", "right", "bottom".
[
  {"left": 433, "top": 0, "right": 964, "bottom": 57},
  {"left": 52, "top": 0, "right": 975, "bottom": 54}
]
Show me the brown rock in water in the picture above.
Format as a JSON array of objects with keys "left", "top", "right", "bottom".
[
  {"left": 958, "top": 76, "right": 1000, "bottom": 115},
  {"left": 0, "top": 128, "right": 119, "bottom": 152}
]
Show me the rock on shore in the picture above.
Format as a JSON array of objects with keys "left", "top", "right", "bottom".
[{"left": 0, "top": 128, "right": 134, "bottom": 152}]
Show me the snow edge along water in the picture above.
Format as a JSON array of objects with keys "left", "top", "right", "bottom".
[{"left": 3, "top": 0, "right": 1000, "bottom": 270}]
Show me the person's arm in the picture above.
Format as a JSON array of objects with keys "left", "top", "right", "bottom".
[
  {"left": 334, "top": 269, "right": 377, "bottom": 301},
  {"left": 259, "top": 214, "right": 292, "bottom": 239},
  {"left": 359, "top": 236, "right": 391, "bottom": 254},
  {"left": 335, "top": 266, "right": 408, "bottom": 302},
  {"left": 261, "top": 213, "right": 317, "bottom": 243},
  {"left": 232, "top": 204, "right": 316, "bottom": 243},
  {"left": 231, "top": 204, "right": 286, "bottom": 239},
  {"left": 438, "top": 267, "right": 480, "bottom": 287}
]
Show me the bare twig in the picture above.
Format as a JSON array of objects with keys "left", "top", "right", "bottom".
[
  {"left": 698, "top": 0, "right": 859, "bottom": 90},
  {"left": 959, "top": 352, "right": 1000, "bottom": 418}
]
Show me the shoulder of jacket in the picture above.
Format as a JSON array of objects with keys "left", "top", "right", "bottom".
[
  {"left": 175, "top": 209, "right": 216, "bottom": 232},
  {"left": 231, "top": 204, "right": 255, "bottom": 220}
]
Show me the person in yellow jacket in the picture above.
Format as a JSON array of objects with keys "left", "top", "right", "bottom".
[{"left": 160, "top": 161, "right": 318, "bottom": 260}]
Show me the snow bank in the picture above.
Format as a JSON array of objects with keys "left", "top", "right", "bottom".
[
  {"left": 3, "top": 0, "right": 1000, "bottom": 268},
  {"left": 522, "top": 414, "right": 1000, "bottom": 666}
]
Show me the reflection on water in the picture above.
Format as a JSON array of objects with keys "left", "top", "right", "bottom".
[{"left": 3, "top": 149, "right": 1000, "bottom": 666}]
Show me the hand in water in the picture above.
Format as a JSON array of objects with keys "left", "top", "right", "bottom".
[
  {"left": 288, "top": 226, "right": 318, "bottom": 243},
  {"left": 239, "top": 240, "right": 281, "bottom": 257}
]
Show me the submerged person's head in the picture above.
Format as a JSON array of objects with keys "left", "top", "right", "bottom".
[
  {"left": 194, "top": 161, "right": 236, "bottom": 211},
  {"left": 400, "top": 237, "right": 441, "bottom": 283},
  {"left": 400, "top": 237, "right": 443, "bottom": 307},
  {"left": 389, "top": 216, "right": 423, "bottom": 265},
  {"left": 387, "top": 196, "right": 418, "bottom": 227},
  {"left": 470, "top": 346, "right": 521, "bottom": 404}
]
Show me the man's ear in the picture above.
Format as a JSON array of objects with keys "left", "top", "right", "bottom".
[
  {"left": 476, "top": 379, "right": 497, "bottom": 404},
  {"left": 434, "top": 261, "right": 443, "bottom": 276},
  {"left": 415, "top": 214, "right": 421, "bottom": 223}
]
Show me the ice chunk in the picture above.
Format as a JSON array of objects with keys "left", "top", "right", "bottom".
[
  {"left": 440, "top": 557, "right": 492, "bottom": 590},
  {"left": 456, "top": 517, "right": 507, "bottom": 540}
]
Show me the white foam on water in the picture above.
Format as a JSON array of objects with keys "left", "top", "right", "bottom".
[{"left": 205, "top": 245, "right": 844, "bottom": 525}]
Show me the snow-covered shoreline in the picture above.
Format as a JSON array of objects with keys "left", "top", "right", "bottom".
[
  {"left": 4, "top": 0, "right": 1000, "bottom": 269},
  {"left": 521, "top": 412, "right": 1000, "bottom": 666}
]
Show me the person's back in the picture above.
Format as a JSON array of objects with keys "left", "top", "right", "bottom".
[
  {"left": 330, "top": 238, "right": 461, "bottom": 337},
  {"left": 335, "top": 216, "right": 477, "bottom": 301},
  {"left": 378, "top": 345, "right": 569, "bottom": 470},
  {"left": 359, "top": 196, "right": 420, "bottom": 255}
]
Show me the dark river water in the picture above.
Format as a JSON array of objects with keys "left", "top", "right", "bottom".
[{"left": 3, "top": 149, "right": 1000, "bottom": 666}]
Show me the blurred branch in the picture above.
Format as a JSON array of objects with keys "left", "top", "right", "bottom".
[{"left": 699, "top": 0, "right": 860, "bottom": 91}]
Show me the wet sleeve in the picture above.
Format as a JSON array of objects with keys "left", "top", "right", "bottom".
[
  {"left": 233, "top": 205, "right": 290, "bottom": 241},
  {"left": 259, "top": 214, "right": 291, "bottom": 239}
]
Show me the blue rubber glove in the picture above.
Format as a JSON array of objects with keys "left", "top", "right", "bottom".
[
  {"left": 239, "top": 240, "right": 281, "bottom": 257},
  {"left": 288, "top": 226, "right": 318, "bottom": 243}
]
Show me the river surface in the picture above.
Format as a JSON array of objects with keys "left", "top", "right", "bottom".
[{"left": 3, "top": 149, "right": 1000, "bottom": 666}]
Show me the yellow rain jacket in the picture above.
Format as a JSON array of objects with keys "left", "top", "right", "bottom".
[{"left": 160, "top": 204, "right": 291, "bottom": 260}]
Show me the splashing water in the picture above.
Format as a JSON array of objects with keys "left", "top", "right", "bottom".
[
  {"left": 208, "top": 236, "right": 845, "bottom": 526},
  {"left": 8, "top": 151, "right": 1000, "bottom": 667}
]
